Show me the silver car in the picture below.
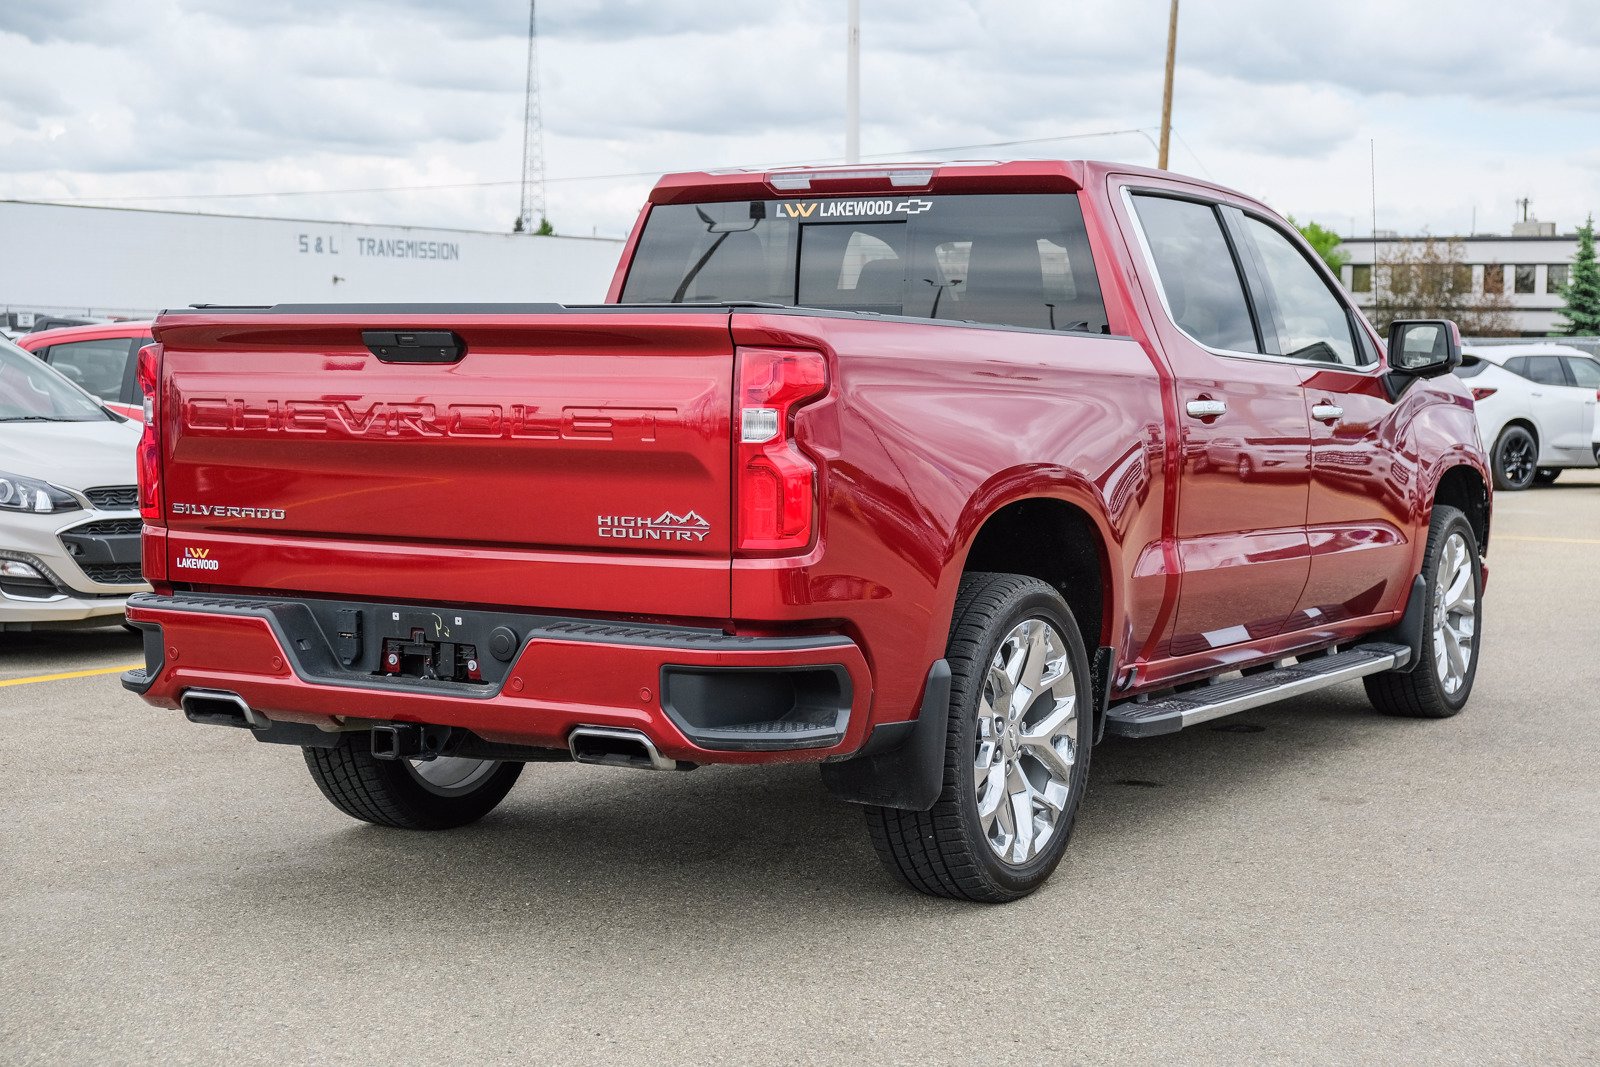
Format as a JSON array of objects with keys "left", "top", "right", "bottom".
[{"left": 1, "top": 336, "right": 147, "bottom": 630}]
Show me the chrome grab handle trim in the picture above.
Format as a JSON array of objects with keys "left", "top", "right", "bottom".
[
  {"left": 1311, "top": 404, "right": 1344, "bottom": 422},
  {"left": 1185, "top": 399, "right": 1227, "bottom": 418}
]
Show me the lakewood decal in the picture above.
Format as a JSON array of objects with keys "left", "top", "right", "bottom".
[
  {"left": 174, "top": 547, "right": 219, "bottom": 571},
  {"left": 776, "top": 198, "right": 934, "bottom": 219},
  {"left": 597, "top": 510, "right": 710, "bottom": 543}
]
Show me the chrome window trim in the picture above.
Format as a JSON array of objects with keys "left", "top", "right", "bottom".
[{"left": 1120, "top": 186, "right": 1384, "bottom": 376}]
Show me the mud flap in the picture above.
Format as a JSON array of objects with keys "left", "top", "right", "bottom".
[
  {"left": 1373, "top": 574, "right": 1428, "bottom": 674},
  {"left": 819, "top": 660, "right": 950, "bottom": 812}
]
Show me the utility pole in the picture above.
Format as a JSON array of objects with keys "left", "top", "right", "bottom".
[
  {"left": 846, "top": 0, "right": 860, "bottom": 163},
  {"left": 517, "top": 0, "right": 547, "bottom": 234},
  {"left": 1158, "top": 0, "right": 1179, "bottom": 170}
]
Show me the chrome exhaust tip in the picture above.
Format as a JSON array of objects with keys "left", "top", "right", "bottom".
[
  {"left": 568, "top": 726, "right": 681, "bottom": 771},
  {"left": 180, "top": 689, "right": 269, "bottom": 730}
]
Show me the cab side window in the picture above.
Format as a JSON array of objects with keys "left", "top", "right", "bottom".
[
  {"left": 1132, "top": 195, "right": 1259, "bottom": 353},
  {"left": 1241, "top": 217, "right": 1363, "bottom": 366}
]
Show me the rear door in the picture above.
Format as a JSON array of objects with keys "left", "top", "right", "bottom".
[
  {"left": 1120, "top": 187, "right": 1312, "bottom": 656},
  {"left": 154, "top": 308, "right": 736, "bottom": 619},
  {"left": 1519, "top": 355, "right": 1590, "bottom": 460},
  {"left": 1561, "top": 355, "right": 1600, "bottom": 457}
]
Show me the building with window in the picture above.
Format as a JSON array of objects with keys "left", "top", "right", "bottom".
[{"left": 1337, "top": 221, "right": 1582, "bottom": 336}]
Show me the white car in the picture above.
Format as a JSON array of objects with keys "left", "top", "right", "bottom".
[
  {"left": 1, "top": 335, "right": 148, "bottom": 630},
  {"left": 1457, "top": 343, "right": 1600, "bottom": 490}
]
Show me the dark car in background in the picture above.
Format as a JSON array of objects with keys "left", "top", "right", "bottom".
[{"left": 15, "top": 321, "right": 154, "bottom": 421}]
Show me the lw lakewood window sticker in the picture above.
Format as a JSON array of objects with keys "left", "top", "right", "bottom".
[{"left": 775, "top": 198, "right": 933, "bottom": 219}]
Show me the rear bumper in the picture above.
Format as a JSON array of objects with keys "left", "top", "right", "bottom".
[{"left": 122, "top": 593, "right": 873, "bottom": 764}]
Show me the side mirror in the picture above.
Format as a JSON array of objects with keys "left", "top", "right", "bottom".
[{"left": 1387, "top": 319, "right": 1462, "bottom": 377}]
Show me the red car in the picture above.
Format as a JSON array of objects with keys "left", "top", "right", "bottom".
[
  {"left": 15, "top": 321, "right": 154, "bottom": 421},
  {"left": 123, "top": 161, "right": 1490, "bottom": 901}
]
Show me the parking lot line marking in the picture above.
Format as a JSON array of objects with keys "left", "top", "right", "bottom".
[
  {"left": 1497, "top": 535, "right": 1600, "bottom": 545},
  {"left": 0, "top": 664, "right": 141, "bottom": 688}
]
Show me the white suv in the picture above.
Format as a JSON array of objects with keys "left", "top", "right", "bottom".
[
  {"left": 0, "top": 336, "right": 147, "bottom": 630},
  {"left": 1458, "top": 344, "right": 1600, "bottom": 490}
]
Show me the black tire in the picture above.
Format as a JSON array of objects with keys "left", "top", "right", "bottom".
[
  {"left": 1533, "top": 468, "right": 1561, "bottom": 485},
  {"left": 1364, "top": 505, "right": 1482, "bottom": 719},
  {"left": 1491, "top": 425, "right": 1537, "bottom": 491},
  {"left": 302, "top": 734, "right": 522, "bottom": 830},
  {"left": 865, "top": 573, "right": 1093, "bottom": 903}
]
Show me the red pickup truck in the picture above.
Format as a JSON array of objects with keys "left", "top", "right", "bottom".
[{"left": 124, "top": 161, "right": 1490, "bottom": 902}]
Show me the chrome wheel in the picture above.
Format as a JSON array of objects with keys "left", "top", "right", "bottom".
[
  {"left": 974, "top": 617, "right": 1079, "bottom": 866},
  {"left": 404, "top": 756, "right": 500, "bottom": 797},
  {"left": 1432, "top": 532, "right": 1477, "bottom": 696}
]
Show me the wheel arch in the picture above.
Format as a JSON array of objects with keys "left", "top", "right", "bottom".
[
  {"left": 1496, "top": 416, "right": 1539, "bottom": 450},
  {"left": 955, "top": 489, "right": 1113, "bottom": 659},
  {"left": 1433, "top": 464, "right": 1491, "bottom": 554}
]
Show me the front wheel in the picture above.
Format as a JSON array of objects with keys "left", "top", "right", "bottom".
[
  {"left": 303, "top": 734, "right": 523, "bottom": 829},
  {"left": 865, "top": 573, "right": 1093, "bottom": 903},
  {"left": 1491, "top": 426, "right": 1537, "bottom": 491},
  {"left": 1364, "top": 505, "right": 1482, "bottom": 718}
]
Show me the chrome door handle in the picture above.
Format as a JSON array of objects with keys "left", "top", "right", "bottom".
[
  {"left": 1185, "top": 399, "right": 1227, "bottom": 419},
  {"left": 1311, "top": 404, "right": 1344, "bottom": 423}
]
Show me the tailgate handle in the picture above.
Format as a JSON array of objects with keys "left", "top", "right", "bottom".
[{"left": 362, "top": 330, "right": 465, "bottom": 364}]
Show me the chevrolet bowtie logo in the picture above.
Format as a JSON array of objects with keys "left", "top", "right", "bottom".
[{"left": 895, "top": 198, "right": 933, "bottom": 215}]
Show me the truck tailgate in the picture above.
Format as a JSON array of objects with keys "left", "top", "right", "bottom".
[{"left": 152, "top": 307, "right": 735, "bottom": 619}]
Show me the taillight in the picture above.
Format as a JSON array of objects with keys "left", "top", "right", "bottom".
[
  {"left": 1470, "top": 387, "right": 1497, "bottom": 402},
  {"left": 135, "top": 342, "right": 162, "bottom": 521},
  {"left": 735, "top": 347, "right": 827, "bottom": 554}
]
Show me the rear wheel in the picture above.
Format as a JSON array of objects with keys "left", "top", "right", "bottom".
[
  {"left": 1364, "top": 505, "right": 1481, "bottom": 718},
  {"left": 1491, "top": 426, "right": 1537, "bottom": 491},
  {"left": 302, "top": 734, "right": 522, "bottom": 829},
  {"left": 865, "top": 573, "right": 1093, "bottom": 903}
]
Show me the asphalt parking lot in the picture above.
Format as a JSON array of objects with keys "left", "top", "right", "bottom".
[{"left": 3, "top": 473, "right": 1597, "bottom": 1065}]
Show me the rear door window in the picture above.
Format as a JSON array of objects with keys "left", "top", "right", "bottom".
[
  {"left": 620, "top": 194, "right": 1108, "bottom": 334},
  {"left": 1522, "top": 356, "right": 1571, "bottom": 386},
  {"left": 1129, "top": 194, "right": 1260, "bottom": 353}
]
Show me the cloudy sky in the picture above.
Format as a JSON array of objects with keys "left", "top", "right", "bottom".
[{"left": 4, "top": 0, "right": 1599, "bottom": 240}]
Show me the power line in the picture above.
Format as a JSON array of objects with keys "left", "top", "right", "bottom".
[{"left": 16, "top": 126, "right": 1180, "bottom": 206}]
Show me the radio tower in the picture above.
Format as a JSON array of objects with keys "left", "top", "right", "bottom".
[{"left": 516, "top": 0, "right": 547, "bottom": 234}]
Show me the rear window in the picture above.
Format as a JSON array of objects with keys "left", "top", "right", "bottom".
[{"left": 620, "top": 194, "right": 1108, "bottom": 334}]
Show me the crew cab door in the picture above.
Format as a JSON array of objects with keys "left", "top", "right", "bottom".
[
  {"left": 1119, "top": 188, "right": 1312, "bottom": 656},
  {"left": 1225, "top": 212, "right": 1414, "bottom": 626}
]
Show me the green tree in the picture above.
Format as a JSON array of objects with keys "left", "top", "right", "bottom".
[
  {"left": 1556, "top": 215, "right": 1600, "bottom": 335},
  {"left": 1288, "top": 216, "right": 1349, "bottom": 274}
]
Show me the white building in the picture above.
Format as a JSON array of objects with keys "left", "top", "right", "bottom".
[
  {"left": 1, "top": 200, "right": 625, "bottom": 330},
  {"left": 1337, "top": 220, "right": 1583, "bottom": 336}
]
